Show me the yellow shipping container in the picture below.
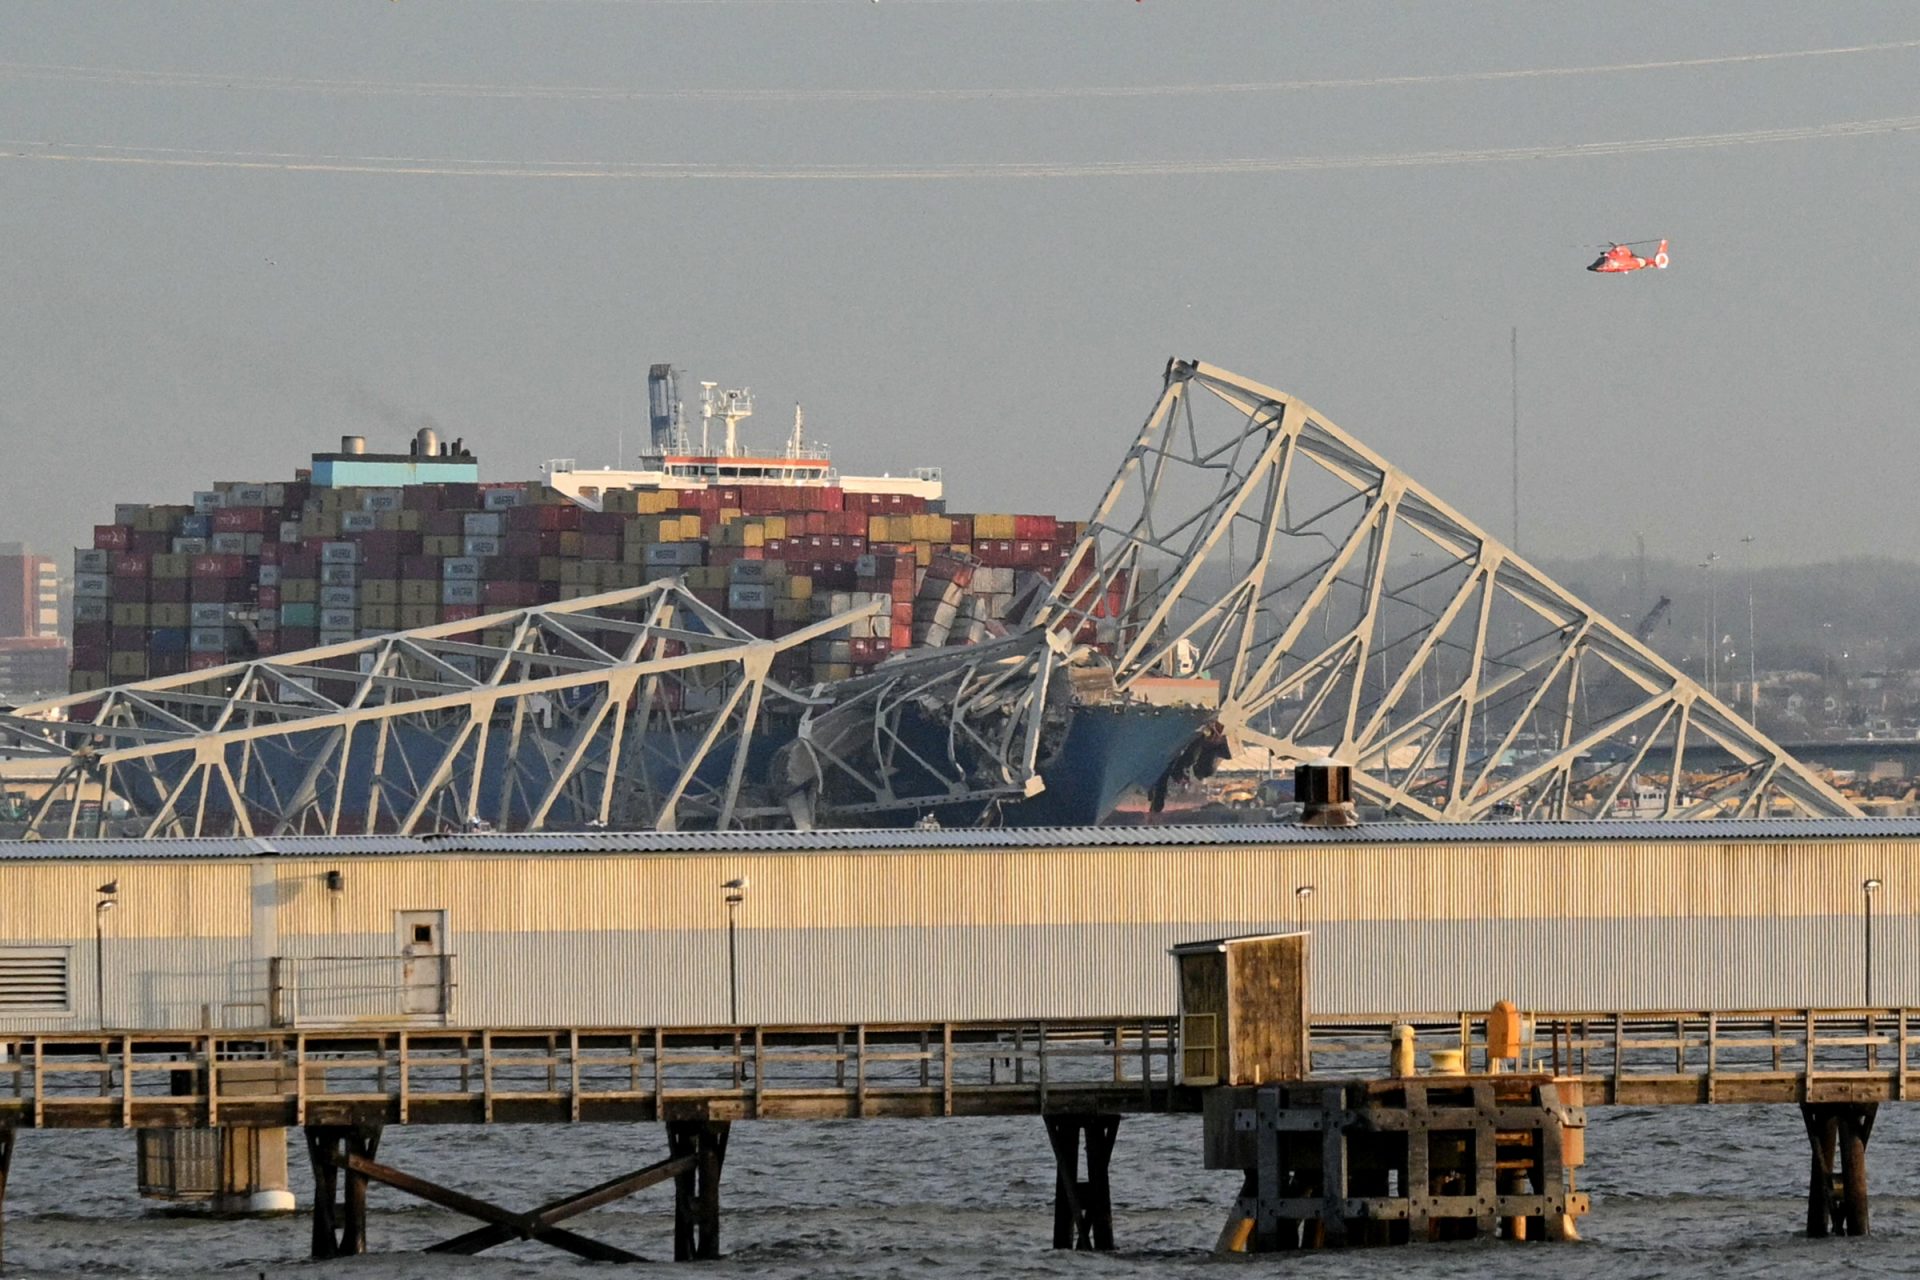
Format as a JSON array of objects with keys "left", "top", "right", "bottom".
[
  {"left": 764, "top": 516, "right": 787, "bottom": 539},
  {"left": 975, "top": 514, "right": 1017, "bottom": 540},
  {"left": 362, "top": 604, "right": 400, "bottom": 629},
  {"left": 424, "top": 535, "right": 463, "bottom": 557},
  {"left": 110, "top": 652, "right": 148, "bottom": 679},
  {"left": 281, "top": 579, "right": 318, "bottom": 603},
  {"left": 603, "top": 490, "right": 637, "bottom": 514},
  {"left": 623, "top": 541, "right": 653, "bottom": 567},
  {"left": 483, "top": 628, "right": 517, "bottom": 648},
  {"left": 561, "top": 583, "right": 596, "bottom": 600},
  {"left": 70, "top": 670, "right": 109, "bottom": 693},
  {"left": 538, "top": 557, "right": 566, "bottom": 582},
  {"left": 914, "top": 541, "right": 933, "bottom": 567},
  {"left": 361, "top": 580, "right": 400, "bottom": 605},
  {"left": 112, "top": 603, "right": 149, "bottom": 628},
  {"left": 399, "top": 604, "right": 440, "bottom": 629},
  {"left": 773, "top": 598, "right": 810, "bottom": 623},
  {"left": 742, "top": 524, "right": 765, "bottom": 548},
  {"left": 151, "top": 554, "right": 193, "bottom": 579},
  {"left": 787, "top": 576, "right": 813, "bottom": 601},
  {"left": 401, "top": 581, "right": 439, "bottom": 606},
  {"left": 558, "top": 531, "right": 583, "bottom": 557},
  {"left": 150, "top": 603, "right": 190, "bottom": 628}
]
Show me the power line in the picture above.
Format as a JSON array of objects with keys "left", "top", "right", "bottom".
[
  {"left": 2, "top": 38, "right": 1917, "bottom": 105},
  {"left": 5, "top": 112, "right": 1916, "bottom": 181}
]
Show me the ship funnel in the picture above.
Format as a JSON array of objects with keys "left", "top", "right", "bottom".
[
  {"left": 414, "top": 426, "right": 440, "bottom": 458},
  {"left": 1294, "top": 759, "right": 1357, "bottom": 828},
  {"left": 340, "top": 435, "right": 367, "bottom": 455}
]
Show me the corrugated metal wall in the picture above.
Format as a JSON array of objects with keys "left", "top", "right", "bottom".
[{"left": 0, "top": 834, "right": 1913, "bottom": 1029}]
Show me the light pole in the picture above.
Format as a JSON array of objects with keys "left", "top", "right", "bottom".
[
  {"left": 1741, "top": 534, "right": 1758, "bottom": 718},
  {"left": 1863, "top": 878, "right": 1881, "bottom": 1006},
  {"left": 94, "top": 880, "right": 118, "bottom": 1030},
  {"left": 1293, "top": 884, "right": 1315, "bottom": 932},
  {"left": 721, "top": 877, "right": 747, "bottom": 1024}
]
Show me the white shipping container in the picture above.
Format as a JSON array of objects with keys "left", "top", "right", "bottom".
[
  {"left": 113, "top": 503, "right": 150, "bottom": 525},
  {"left": 193, "top": 491, "right": 225, "bottom": 513},
  {"left": 320, "top": 541, "right": 361, "bottom": 564},
  {"left": 319, "top": 564, "right": 359, "bottom": 586},
  {"left": 318, "top": 629, "right": 356, "bottom": 646},
  {"left": 340, "top": 512, "right": 378, "bottom": 534},
  {"left": 172, "top": 537, "right": 209, "bottom": 555},
  {"left": 232, "top": 485, "right": 269, "bottom": 506},
  {"left": 482, "top": 487, "right": 526, "bottom": 511},
  {"left": 728, "top": 584, "right": 771, "bottom": 611},
  {"left": 257, "top": 564, "right": 282, "bottom": 586},
  {"left": 363, "top": 489, "right": 403, "bottom": 513},
  {"left": 189, "top": 627, "right": 228, "bottom": 653},
  {"left": 463, "top": 512, "right": 505, "bottom": 537},
  {"left": 320, "top": 586, "right": 359, "bottom": 609},
  {"left": 280, "top": 522, "right": 304, "bottom": 544},
  {"left": 319, "top": 608, "right": 358, "bottom": 631},
  {"left": 462, "top": 535, "right": 503, "bottom": 557},
  {"left": 442, "top": 556, "right": 484, "bottom": 581},
  {"left": 210, "top": 533, "right": 248, "bottom": 555},
  {"left": 74, "top": 573, "right": 111, "bottom": 598},
  {"left": 73, "top": 549, "right": 111, "bottom": 573},
  {"left": 189, "top": 603, "right": 228, "bottom": 627},
  {"left": 441, "top": 580, "right": 481, "bottom": 605},
  {"left": 72, "top": 599, "right": 109, "bottom": 624}
]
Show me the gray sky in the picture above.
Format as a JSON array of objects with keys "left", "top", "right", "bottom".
[{"left": 3, "top": 0, "right": 1917, "bottom": 567}]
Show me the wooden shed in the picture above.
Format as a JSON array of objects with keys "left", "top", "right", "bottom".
[{"left": 1170, "top": 932, "right": 1309, "bottom": 1086}]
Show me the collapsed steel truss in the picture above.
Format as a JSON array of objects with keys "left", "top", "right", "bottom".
[
  {"left": 1, "top": 583, "right": 874, "bottom": 838},
  {"left": 776, "top": 628, "right": 1076, "bottom": 827},
  {"left": 1038, "top": 360, "right": 1857, "bottom": 820}
]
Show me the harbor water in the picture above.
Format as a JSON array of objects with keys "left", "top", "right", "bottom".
[{"left": 4, "top": 1105, "right": 1919, "bottom": 1277}]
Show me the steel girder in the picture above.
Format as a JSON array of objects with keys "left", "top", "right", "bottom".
[
  {"left": 0, "top": 582, "right": 876, "bottom": 838},
  {"left": 1037, "top": 359, "right": 1858, "bottom": 820},
  {"left": 773, "top": 627, "right": 1079, "bottom": 827}
]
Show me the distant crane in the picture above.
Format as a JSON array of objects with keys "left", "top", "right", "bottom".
[{"left": 1633, "top": 595, "right": 1672, "bottom": 643}]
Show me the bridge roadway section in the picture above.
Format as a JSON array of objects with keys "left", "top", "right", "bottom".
[{"left": 0, "top": 1009, "right": 1913, "bottom": 1263}]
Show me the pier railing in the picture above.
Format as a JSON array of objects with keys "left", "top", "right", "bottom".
[
  {"left": 1309, "top": 1009, "right": 1920, "bottom": 1104},
  {"left": 5, "top": 1009, "right": 1918, "bottom": 1129},
  {"left": 0, "top": 1018, "right": 1184, "bottom": 1129}
]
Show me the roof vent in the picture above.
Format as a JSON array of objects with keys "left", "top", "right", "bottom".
[{"left": 1294, "top": 758, "right": 1357, "bottom": 827}]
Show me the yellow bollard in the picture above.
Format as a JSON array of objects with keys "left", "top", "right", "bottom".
[
  {"left": 1390, "top": 1024, "right": 1417, "bottom": 1077},
  {"left": 1427, "top": 1048, "right": 1465, "bottom": 1075}
]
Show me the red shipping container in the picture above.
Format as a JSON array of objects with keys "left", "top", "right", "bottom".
[
  {"left": 440, "top": 483, "right": 482, "bottom": 509},
  {"left": 506, "top": 503, "right": 579, "bottom": 533},
  {"left": 193, "top": 554, "right": 246, "bottom": 578},
  {"left": 280, "top": 626, "right": 318, "bottom": 649},
  {"left": 259, "top": 542, "right": 283, "bottom": 564},
  {"left": 360, "top": 551, "right": 403, "bottom": 577},
  {"left": 482, "top": 580, "right": 541, "bottom": 607},
  {"left": 192, "top": 577, "right": 252, "bottom": 603},
  {"left": 149, "top": 578, "right": 191, "bottom": 603},
  {"left": 442, "top": 604, "right": 481, "bottom": 622},
  {"left": 891, "top": 623, "right": 913, "bottom": 650},
  {"left": 484, "top": 555, "right": 540, "bottom": 580},
  {"left": 189, "top": 653, "right": 228, "bottom": 671},
  {"left": 580, "top": 533, "right": 619, "bottom": 561},
  {"left": 253, "top": 634, "right": 280, "bottom": 656},
  {"left": 213, "top": 507, "right": 268, "bottom": 533},
  {"left": 359, "top": 530, "right": 422, "bottom": 555},
  {"left": 426, "top": 511, "right": 466, "bottom": 536},
  {"left": 580, "top": 511, "right": 625, "bottom": 536},
  {"left": 94, "top": 525, "right": 132, "bottom": 550},
  {"left": 72, "top": 642, "right": 111, "bottom": 670},
  {"left": 402, "top": 554, "right": 442, "bottom": 579},
  {"left": 258, "top": 585, "right": 281, "bottom": 609},
  {"left": 150, "top": 652, "right": 190, "bottom": 677},
  {"left": 403, "top": 486, "right": 443, "bottom": 513},
  {"left": 114, "top": 553, "right": 151, "bottom": 578}
]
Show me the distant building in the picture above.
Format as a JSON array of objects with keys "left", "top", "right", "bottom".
[
  {"left": 0, "top": 543, "right": 60, "bottom": 638},
  {"left": 0, "top": 637, "right": 68, "bottom": 702}
]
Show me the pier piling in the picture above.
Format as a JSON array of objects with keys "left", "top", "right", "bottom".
[
  {"left": 1800, "top": 1102, "right": 1876, "bottom": 1237},
  {"left": 1043, "top": 1113, "right": 1120, "bottom": 1250},
  {"left": 667, "top": 1119, "right": 730, "bottom": 1261},
  {"left": 0, "top": 1124, "right": 14, "bottom": 1265}
]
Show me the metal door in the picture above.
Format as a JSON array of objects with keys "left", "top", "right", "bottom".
[{"left": 395, "top": 910, "right": 447, "bottom": 1017}]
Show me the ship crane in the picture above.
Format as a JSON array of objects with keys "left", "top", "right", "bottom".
[{"left": 1633, "top": 596, "right": 1672, "bottom": 642}]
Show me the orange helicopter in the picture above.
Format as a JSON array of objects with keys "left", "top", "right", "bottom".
[{"left": 1587, "top": 239, "right": 1669, "bottom": 274}]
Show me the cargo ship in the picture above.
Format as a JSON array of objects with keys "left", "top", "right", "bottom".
[{"left": 61, "top": 366, "right": 1215, "bottom": 830}]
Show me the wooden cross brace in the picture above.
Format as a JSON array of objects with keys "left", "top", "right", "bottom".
[{"left": 339, "top": 1150, "right": 697, "bottom": 1264}]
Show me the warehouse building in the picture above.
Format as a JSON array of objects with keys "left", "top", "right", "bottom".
[{"left": 2, "top": 820, "right": 1915, "bottom": 1034}]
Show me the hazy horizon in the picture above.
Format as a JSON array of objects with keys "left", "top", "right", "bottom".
[{"left": 4, "top": 1, "right": 1917, "bottom": 569}]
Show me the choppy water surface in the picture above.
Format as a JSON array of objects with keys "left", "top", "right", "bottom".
[{"left": 4, "top": 1106, "right": 1918, "bottom": 1278}]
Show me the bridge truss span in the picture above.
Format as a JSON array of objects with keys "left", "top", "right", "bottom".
[{"left": 1038, "top": 359, "right": 1856, "bottom": 821}]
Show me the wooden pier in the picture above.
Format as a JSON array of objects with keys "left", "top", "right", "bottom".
[{"left": 1, "top": 1008, "right": 1915, "bottom": 1263}]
